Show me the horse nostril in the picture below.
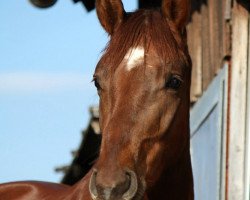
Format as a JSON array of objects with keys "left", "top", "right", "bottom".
[
  {"left": 89, "top": 169, "right": 98, "bottom": 200},
  {"left": 122, "top": 169, "right": 138, "bottom": 200}
]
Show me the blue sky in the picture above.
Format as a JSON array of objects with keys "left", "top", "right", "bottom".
[{"left": 0, "top": 0, "right": 136, "bottom": 183}]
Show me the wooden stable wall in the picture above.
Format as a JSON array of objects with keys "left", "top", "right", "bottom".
[
  {"left": 188, "top": 0, "right": 250, "bottom": 199},
  {"left": 187, "top": 0, "right": 232, "bottom": 103}
]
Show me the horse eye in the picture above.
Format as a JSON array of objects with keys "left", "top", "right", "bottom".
[
  {"left": 93, "top": 78, "right": 101, "bottom": 90},
  {"left": 165, "top": 76, "right": 182, "bottom": 90}
]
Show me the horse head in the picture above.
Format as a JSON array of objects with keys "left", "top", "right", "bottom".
[{"left": 89, "top": 0, "right": 192, "bottom": 199}]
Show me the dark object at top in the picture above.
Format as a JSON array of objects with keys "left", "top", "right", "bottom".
[
  {"left": 29, "top": 0, "right": 95, "bottom": 11},
  {"left": 29, "top": 0, "right": 57, "bottom": 8},
  {"left": 138, "top": 0, "right": 161, "bottom": 9},
  {"left": 73, "top": 0, "right": 95, "bottom": 11}
]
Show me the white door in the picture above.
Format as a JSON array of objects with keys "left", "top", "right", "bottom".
[{"left": 190, "top": 65, "right": 228, "bottom": 200}]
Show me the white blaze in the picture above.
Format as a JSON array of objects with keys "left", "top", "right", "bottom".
[{"left": 124, "top": 47, "right": 145, "bottom": 71}]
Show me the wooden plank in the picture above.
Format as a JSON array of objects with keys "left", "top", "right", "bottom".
[
  {"left": 224, "top": 0, "right": 232, "bottom": 20},
  {"left": 209, "top": 0, "right": 225, "bottom": 75},
  {"left": 244, "top": 14, "right": 250, "bottom": 200},
  {"left": 217, "top": 0, "right": 225, "bottom": 72},
  {"left": 187, "top": 5, "right": 202, "bottom": 102},
  {"left": 201, "top": 2, "right": 212, "bottom": 90},
  {"left": 188, "top": 0, "right": 231, "bottom": 101},
  {"left": 223, "top": 0, "right": 232, "bottom": 59},
  {"left": 223, "top": 21, "right": 231, "bottom": 58},
  {"left": 227, "top": 2, "right": 249, "bottom": 200},
  {"left": 208, "top": 0, "right": 214, "bottom": 77}
]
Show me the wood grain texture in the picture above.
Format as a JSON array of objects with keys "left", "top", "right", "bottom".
[
  {"left": 187, "top": 0, "right": 231, "bottom": 102},
  {"left": 227, "top": 2, "right": 249, "bottom": 200},
  {"left": 188, "top": 0, "right": 231, "bottom": 102},
  {"left": 245, "top": 15, "right": 250, "bottom": 200},
  {"left": 245, "top": 14, "right": 250, "bottom": 200},
  {"left": 187, "top": 6, "right": 202, "bottom": 102},
  {"left": 201, "top": 2, "right": 212, "bottom": 90}
]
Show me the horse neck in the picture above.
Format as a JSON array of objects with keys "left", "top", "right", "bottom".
[
  {"left": 70, "top": 171, "right": 92, "bottom": 200},
  {"left": 147, "top": 134, "right": 194, "bottom": 200}
]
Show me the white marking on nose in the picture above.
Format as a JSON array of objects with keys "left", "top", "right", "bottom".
[{"left": 124, "top": 47, "right": 145, "bottom": 71}]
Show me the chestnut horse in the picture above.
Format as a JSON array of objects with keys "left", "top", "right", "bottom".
[{"left": 0, "top": 0, "right": 194, "bottom": 199}]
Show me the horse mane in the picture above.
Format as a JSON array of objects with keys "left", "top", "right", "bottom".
[{"left": 100, "top": 9, "right": 188, "bottom": 72}]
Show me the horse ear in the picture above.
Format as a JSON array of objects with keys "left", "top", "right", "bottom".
[
  {"left": 161, "top": 0, "right": 190, "bottom": 32},
  {"left": 96, "top": 0, "right": 125, "bottom": 35}
]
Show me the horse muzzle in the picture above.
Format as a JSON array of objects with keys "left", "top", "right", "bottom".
[{"left": 89, "top": 168, "right": 138, "bottom": 200}]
